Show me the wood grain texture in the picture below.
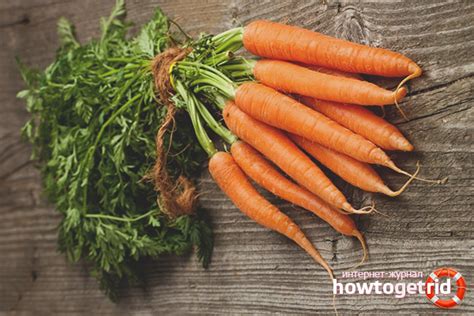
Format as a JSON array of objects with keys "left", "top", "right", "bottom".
[{"left": 1, "top": 0, "right": 473, "bottom": 314}]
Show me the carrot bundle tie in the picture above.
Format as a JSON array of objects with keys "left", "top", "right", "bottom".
[{"left": 146, "top": 46, "right": 198, "bottom": 217}]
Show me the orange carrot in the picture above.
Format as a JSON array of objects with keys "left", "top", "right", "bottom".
[
  {"left": 223, "top": 101, "right": 372, "bottom": 214},
  {"left": 231, "top": 140, "right": 367, "bottom": 262},
  {"left": 290, "top": 134, "right": 417, "bottom": 197},
  {"left": 243, "top": 20, "right": 422, "bottom": 79},
  {"left": 252, "top": 60, "right": 407, "bottom": 106},
  {"left": 235, "top": 82, "right": 398, "bottom": 169},
  {"left": 301, "top": 97, "right": 414, "bottom": 151},
  {"left": 300, "top": 64, "right": 363, "bottom": 80},
  {"left": 209, "top": 151, "right": 334, "bottom": 277}
]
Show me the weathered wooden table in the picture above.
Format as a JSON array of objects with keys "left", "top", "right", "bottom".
[{"left": 1, "top": 0, "right": 473, "bottom": 314}]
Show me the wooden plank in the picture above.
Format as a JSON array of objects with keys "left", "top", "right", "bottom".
[{"left": 0, "top": 0, "right": 473, "bottom": 314}]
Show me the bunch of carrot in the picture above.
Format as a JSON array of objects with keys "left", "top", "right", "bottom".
[{"left": 172, "top": 20, "right": 444, "bottom": 279}]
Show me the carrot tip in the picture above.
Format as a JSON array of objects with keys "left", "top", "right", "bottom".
[
  {"left": 327, "top": 267, "right": 335, "bottom": 281},
  {"left": 394, "top": 97, "right": 409, "bottom": 121},
  {"left": 393, "top": 138, "right": 414, "bottom": 152},
  {"left": 380, "top": 105, "right": 386, "bottom": 118},
  {"left": 395, "top": 87, "right": 408, "bottom": 101},
  {"left": 400, "top": 141, "right": 415, "bottom": 152},
  {"left": 383, "top": 162, "right": 420, "bottom": 197},
  {"left": 391, "top": 161, "right": 447, "bottom": 185},
  {"left": 439, "top": 176, "right": 449, "bottom": 185},
  {"left": 372, "top": 207, "right": 389, "bottom": 217},
  {"left": 409, "top": 63, "right": 423, "bottom": 78},
  {"left": 332, "top": 291, "right": 339, "bottom": 316},
  {"left": 351, "top": 230, "right": 368, "bottom": 269},
  {"left": 343, "top": 202, "right": 376, "bottom": 214},
  {"left": 393, "top": 67, "right": 423, "bottom": 121}
]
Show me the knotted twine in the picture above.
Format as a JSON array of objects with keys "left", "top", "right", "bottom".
[{"left": 148, "top": 46, "right": 196, "bottom": 218}]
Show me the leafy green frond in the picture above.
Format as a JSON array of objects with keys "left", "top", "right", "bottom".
[
  {"left": 134, "top": 8, "right": 169, "bottom": 57},
  {"left": 191, "top": 215, "right": 213, "bottom": 268},
  {"left": 16, "top": 57, "right": 39, "bottom": 88},
  {"left": 17, "top": 0, "right": 211, "bottom": 299},
  {"left": 100, "top": 0, "right": 127, "bottom": 46},
  {"left": 57, "top": 17, "right": 80, "bottom": 49}
]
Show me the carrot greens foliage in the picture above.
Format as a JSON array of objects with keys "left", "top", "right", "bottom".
[{"left": 17, "top": 0, "right": 211, "bottom": 300}]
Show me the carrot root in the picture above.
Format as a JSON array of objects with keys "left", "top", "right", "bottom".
[
  {"left": 351, "top": 229, "right": 368, "bottom": 269},
  {"left": 387, "top": 161, "right": 448, "bottom": 185},
  {"left": 342, "top": 202, "right": 377, "bottom": 214},
  {"left": 394, "top": 95, "right": 409, "bottom": 121},
  {"left": 345, "top": 201, "right": 388, "bottom": 217},
  {"left": 381, "top": 162, "right": 420, "bottom": 197},
  {"left": 304, "top": 239, "right": 334, "bottom": 280},
  {"left": 380, "top": 105, "right": 386, "bottom": 118},
  {"left": 372, "top": 206, "right": 389, "bottom": 218},
  {"left": 393, "top": 66, "right": 422, "bottom": 120},
  {"left": 395, "top": 67, "right": 422, "bottom": 99}
]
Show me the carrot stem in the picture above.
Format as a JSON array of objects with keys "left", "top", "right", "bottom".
[
  {"left": 204, "top": 51, "right": 234, "bottom": 66},
  {"left": 176, "top": 61, "right": 236, "bottom": 99},
  {"left": 174, "top": 80, "right": 217, "bottom": 156},
  {"left": 212, "top": 27, "right": 244, "bottom": 54},
  {"left": 194, "top": 94, "right": 237, "bottom": 144},
  {"left": 220, "top": 58, "right": 256, "bottom": 72}
]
